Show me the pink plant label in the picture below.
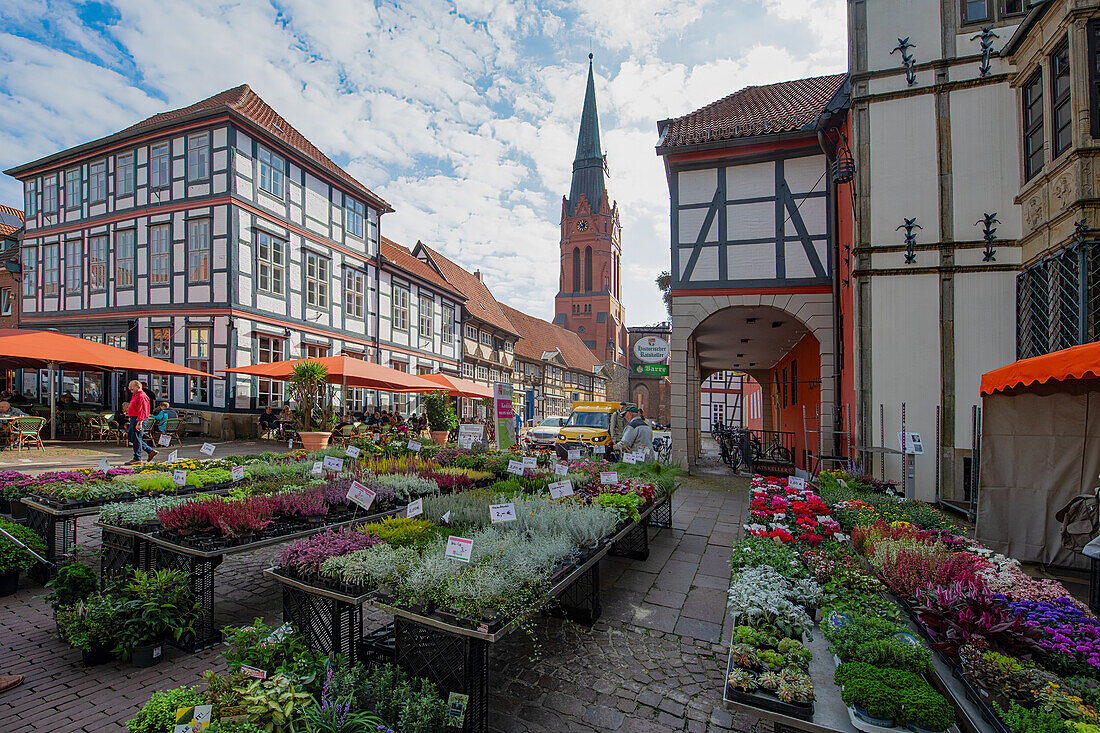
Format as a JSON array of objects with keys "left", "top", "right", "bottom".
[
  {"left": 240, "top": 665, "right": 267, "bottom": 679},
  {"left": 600, "top": 472, "right": 618, "bottom": 485},
  {"left": 408, "top": 440, "right": 422, "bottom": 452},
  {"left": 346, "top": 481, "right": 376, "bottom": 510},
  {"left": 567, "top": 449, "right": 581, "bottom": 460},
  {"left": 231, "top": 466, "right": 245, "bottom": 482},
  {"left": 445, "top": 535, "right": 473, "bottom": 562},
  {"left": 553, "top": 464, "right": 568, "bottom": 477}
]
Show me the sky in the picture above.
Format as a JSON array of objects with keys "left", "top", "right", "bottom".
[{"left": 0, "top": 0, "right": 846, "bottom": 327}]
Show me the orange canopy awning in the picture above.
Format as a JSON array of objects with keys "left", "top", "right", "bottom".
[
  {"left": 980, "top": 341, "right": 1100, "bottom": 396},
  {"left": 396, "top": 372, "right": 493, "bottom": 399},
  {"left": 222, "top": 355, "right": 438, "bottom": 392},
  {"left": 0, "top": 328, "right": 215, "bottom": 377}
]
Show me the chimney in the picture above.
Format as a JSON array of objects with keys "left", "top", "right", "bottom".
[{"left": 474, "top": 270, "right": 482, "bottom": 282}]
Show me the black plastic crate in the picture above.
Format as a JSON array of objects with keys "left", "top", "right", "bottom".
[
  {"left": 395, "top": 618, "right": 489, "bottom": 733},
  {"left": 609, "top": 522, "right": 649, "bottom": 561},
  {"left": 547, "top": 561, "right": 601, "bottom": 625},
  {"left": 281, "top": 583, "right": 362, "bottom": 664},
  {"left": 357, "top": 622, "right": 396, "bottom": 669}
]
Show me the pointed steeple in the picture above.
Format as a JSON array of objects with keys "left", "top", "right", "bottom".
[{"left": 568, "top": 54, "right": 607, "bottom": 217}]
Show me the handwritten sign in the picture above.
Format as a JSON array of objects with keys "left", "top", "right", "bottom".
[
  {"left": 507, "top": 460, "right": 525, "bottom": 476},
  {"left": 522, "top": 456, "right": 537, "bottom": 469},
  {"left": 231, "top": 465, "right": 245, "bottom": 482},
  {"left": 787, "top": 476, "right": 806, "bottom": 490},
  {"left": 600, "top": 472, "right": 618, "bottom": 485},
  {"left": 372, "top": 433, "right": 380, "bottom": 442},
  {"left": 548, "top": 480, "right": 574, "bottom": 499},
  {"left": 157, "top": 434, "right": 171, "bottom": 447},
  {"left": 200, "top": 442, "right": 215, "bottom": 456},
  {"left": 593, "top": 444, "right": 606, "bottom": 454},
  {"left": 408, "top": 440, "right": 422, "bottom": 452},
  {"left": 407, "top": 498, "right": 423, "bottom": 518},
  {"left": 346, "top": 481, "right": 376, "bottom": 510},
  {"left": 489, "top": 503, "right": 517, "bottom": 523},
  {"left": 240, "top": 665, "right": 267, "bottom": 680},
  {"left": 553, "top": 463, "right": 568, "bottom": 477},
  {"left": 311, "top": 461, "right": 323, "bottom": 475},
  {"left": 622, "top": 453, "right": 637, "bottom": 464},
  {"left": 168, "top": 449, "right": 178, "bottom": 463},
  {"left": 445, "top": 535, "right": 473, "bottom": 562},
  {"left": 323, "top": 456, "right": 344, "bottom": 472},
  {"left": 458, "top": 423, "right": 484, "bottom": 441},
  {"left": 98, "top": 457, "right": 110, "bottom": 472},
  {"left": 567, "top": 449, "right": 581, "bottom": 460},
  {"left": 345, "top": 445, "right": 360, "bottom": 458},
  {"left": 173, "top": 469, "right": 187, "bottom": 487}
]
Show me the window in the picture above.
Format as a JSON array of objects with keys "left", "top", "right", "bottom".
[
  {"left": 24, "top": 180, "right": 37, "bottom": 217},
  {"left": 1003, "top": 0, "right": 1025, "bottom": 15},
  {"left": 89, "top": 236, "right": 107, "bottom": 291},
  {"left": 116, "top": 152, "right": 135, "bottom": 196},
  {"left": 89, "top": 160, "right": 106, "bottom": 202},
  {"left": 1052, "top": 42, "right": 1072, "bottom": 159},
  {"left": 392, "top": 285, "right": 409, "bottom": 331},
  {"left": 186, "top": 218, "right": 211, "bottom": 282},
  {"left": 584, "top": 246, "right": 592, "bottom": 291},
  {"left": 1024, "top": 70, "right": 1045, "bottom": 181},
  {"left": 256, "top": 231, "right": 285, "bottom": 295},
  {"left": 21, "top": 248, "right": 35, "bottom": 296},
  {"left": 503, "top": 341, "right": 513, "bottom": 353},
  {"left": 0, "top": 288, "right": 11, "bottom": 317},
  {"left": 150, "top": 143, "right": 170, "bottom": 189},
  {"left": 43, "top": 175, "right": 58, "bottom": 213},
  {"left": 462, "top": 362, "right": 474, "bottom": 378},
  {"left": 477, "top": 364, "right": 488, "bottom": 381},
  {"left": 148, "top": 375, "right": 168, "bottom": 403},
  {"left": 305, "top": 252, "right": 329, "bottom": 308},
  {"left": 791, "top": 360, "right": 797, "bottom": 404},
  {"left": 572, "top": 246, "right": 580, "bottom": 291},
  {"left": 106, "top": 333, "right": 127, "bottom": 350},
  {"left": 489, "top": 369, "right": 499, "bottom": 383},
  {"left": 187, "top": 327, "right": 211, "bottom": 403},
  {"left": 345, "top": 269, "right": 365, "bottom": 318},
  {"left": 419, "top": 294, "right": 433, "bottom": 338},
  {"left": 149, "top": 224, "right": 171, "bottom": 286},
  {"left": 465, "top": 323, "right": 478, "bottom": 340},
  {"left": 256, "top": 336, "right": 283, "bottom": 407},
  {"left": 116, "top": 229, "right": 135, "bottom": 288},
  {"left": 780, "top": 368, "right": 787, "bottom": 408},
  {"left": 480, "top": 330, "right": 492, "bottom": 346},
  {"left": 345, "top": 197, "right": 365, "bottom": 238},
  {"left": 304, "top": 343, "right": 328, "bottom": 359},
  {"left": 961, "top": 0, "right": 990, "bottom": 23},
  {"left": 65, "top": 168, "right": 81, "bottom": 209},
  {"left": 150, "top": 327, "right": 172, "bottom": 358},
  {"left": 258, "top": 146, "right": 284, "bottom": 198},
  {"left": 187, "top": 132, "right": 210, "bottom": 182},
  {"left": 443, "top": 304, "right": 455, "bottom": 343},
  {"left": 65, "top": 240, "right": 82, "bottom": 295}
]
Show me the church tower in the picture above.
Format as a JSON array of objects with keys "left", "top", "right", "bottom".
[{"left": 554, "top": 55, "right": 627, "bottom": 368}]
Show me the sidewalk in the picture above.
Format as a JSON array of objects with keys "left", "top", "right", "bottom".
[{"left": 0, "top": 438, "right": 291, "bottom": 475}]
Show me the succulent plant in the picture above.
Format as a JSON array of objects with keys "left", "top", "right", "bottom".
[
  {"left": 757, "top": 671, "right": 782, "bottom": 691},
  {"left": 776, "top": 675, "right": 815, "bottom": 703},
  {"left": 757, "top": 650, "right": 785, "bottom": 670},
  {"left": 727, "top": 668, "right": 757, "bottom": 691},
  {"left": 729, "top": 643, "right": 759, "bottom": 670}
]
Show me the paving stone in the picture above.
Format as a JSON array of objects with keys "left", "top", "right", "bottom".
[
  {"left": 690, "top": 573, "right": 730, "bottom": 590},
  {"left": 643, "top": 588, "right": 688, "bottom": 608},
  {"left": 631, "top": 602, "right": 680, "bottom": 632},
  {"left": 681, "top": 587, "right": 728, "bottom": 623},
  {"left": 583, "top": 704, "right": 626, "bottom": 729}
]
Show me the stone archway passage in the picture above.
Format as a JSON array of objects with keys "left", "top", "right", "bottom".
[{"left": 670, "top": 292, "right": 835, "bottom": 472}]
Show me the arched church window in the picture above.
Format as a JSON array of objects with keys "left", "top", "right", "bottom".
[
  {"left": 584, "top": 247, "right": 592, "bottom": 291},
  {"left": 572, "top": 247, "right": 580, "bottom": 292}
]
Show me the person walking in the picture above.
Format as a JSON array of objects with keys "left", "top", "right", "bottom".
[{"left": 124, "top": 379, "right": 157, "bottom": 465}]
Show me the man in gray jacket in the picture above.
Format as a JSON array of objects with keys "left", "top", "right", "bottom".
[{"left": 614, "top": 405, "right": 653, "bottom": 462}]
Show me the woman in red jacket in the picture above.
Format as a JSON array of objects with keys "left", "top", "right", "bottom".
[{"left": 124, "top": 379, "right": 158, "bottom": 465}]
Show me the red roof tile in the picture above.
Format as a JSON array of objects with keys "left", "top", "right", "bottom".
[
  {"left": 415, "top": 244, "right": 518, "bottom": 336},
  {"left": 380, "top": 237, "right": 464, "bottom": 300},
  {"left": 499, "top": 303, "right": 601, "bottom": 373},
  {"left": 0, "top": 204, "right": 25, "bottom": 238},
  {"left": 658, "top": 74, "right": 847, "bottom": 149}
]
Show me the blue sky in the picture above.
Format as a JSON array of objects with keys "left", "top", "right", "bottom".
[{"left": 0, "top": 0, "right": 846, "bottom": 326}]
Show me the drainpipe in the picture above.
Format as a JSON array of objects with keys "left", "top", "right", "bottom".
[{"left": 818, "top": 127, "right": 843, "bottom": 456}]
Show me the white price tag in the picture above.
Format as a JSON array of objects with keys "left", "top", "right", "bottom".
[
  {"left": 346, "top": 481, "right": 376, "bottom": 510},
  {"left": 231, "top": 465, "right": 245, "bottom": 482},
  {"left": 522, "top": 456, "right": 537, "bottom": 468},
  {"left": 489, "top": 502, "right": 517, "bottom": 523},
  {"left": 311, "top": 461, "right": 323, "bottom": 475},
  {"left": 407, "top": 498, "right": 423, "bottom": 518},
  {"left": 567, "top": 449, "right": 581, "bottom": 460},
  {"left": 548, "top": 480, "right": 574, "bottom": 499},
  {"left": 288, "top": 439, "right": 294, "bottom": 450},
  {"left": 593, "top": 444, "right": 606, "bottom": 454},
  {"left": 445, "top": 535, "right": 473, "bottom": 562},
  {"left": 372, "top": 432, "right": 380, "bottom": 442},
  {"left": 442, "top": 510, "right": 452, "bottom": 524},
  {"left": 200, "top": 442, "right": 215, "bottom": 456},
  {"left": 345, "top": 445, "right": 360, "bottom": 458},
  {"left": 787, "top": 476, "right": 806, "bottom": 489},
  {"left": 173, "top": 469, "right": 187, "bottom": 487},
  {"left": 98, "top": 457, "right": 109, "bottom": 472},
  {"left": 408, "top": 440, "right": 422, "bottom": 452},
  {"left": 507, "top": 460, "right": 525, "bottom": 476},
  {"left": 623, "top": 453, "right": 637, "bottom": 464},
  {"left": 600, "top": 472, "right": 618, "bottom": 485},
  {"left": 458, "top": 436, "right": 473, "bottom": 449},
  {"left": 168, "top": 450, "right": 178, "bottom": 463},
  {"left": 157, "top": 434, "right": 171, "bottom": 447},
  {"left": 553, "top": 463, "right": 568, "bottom": 477},
  {"left": 323, "top": 456, "right": 344, "bottom": 472}
]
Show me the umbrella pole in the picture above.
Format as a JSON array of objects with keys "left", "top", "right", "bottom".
[{"left": 48, "top": 361, "right": 56, "bottom": 441}]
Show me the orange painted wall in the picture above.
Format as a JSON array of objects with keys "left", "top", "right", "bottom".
[
  {"left": 771, "top": 332, "right": 821, "bottom": 470},
  {"left": 743, "top": 376, "right": 763, "bottom": 432},
  {"left": 835, "top": 114, "right": 857, "bottom": 457}
]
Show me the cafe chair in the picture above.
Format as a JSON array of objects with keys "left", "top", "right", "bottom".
[
  {"left": 159, "top": 417, "right": 183, "bottom": 447},
  {"left": 10, "top": 416, "right": 46, "bottom": 451}
]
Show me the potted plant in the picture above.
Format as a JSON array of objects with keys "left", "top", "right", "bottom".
[
  {"left": 46, "top": 561, "right": 98, "bottom": 610},
  {"left": 424, "top": 390, "right": 458, "bottom": 445},
  {"left": 0, "top": 518, "right": 46, "bottom": 596},
  {"left": 57, "top": 593, "right": 121, "bottom": 666},
  {"left": 114, "top": 569, "right": 199, "bottom": 667},
  {"left": 288, "top": 360, "right": 333, "bottom": 451}
]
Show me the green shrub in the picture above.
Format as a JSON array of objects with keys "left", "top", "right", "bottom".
[
  {"left": 57, "top": 593, "right": 121, "bottom": 652},
  {"left": 328, "top": 663, "right": 447, "bottom": 733},
  {"left": 127, "top": 686, "right": 202, "bottom": 733},
  {"left": 841, "top": 678, "right": 898, "bottom": 720},
  {"left": 360, "top": 516, "right": 440, "bottom": 547},
  {"left": 997, "top": 701, "right": 1071, "bottom": 733},
  {"left": 221, "top": 619, "right": 321, "bottom": 680},
  {"left": 46, "top": 561, "right": 98, "bottom": 608},
  {"left": 901, "top": 686, "right": 955, "bottom": 731},
  {"left": 0, "top": 517, "right": 47, "bottom": 574}
]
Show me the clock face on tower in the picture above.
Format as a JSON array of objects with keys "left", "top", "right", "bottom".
[{"left": 576, "top": 220, "right": 589, "bottom": 232}]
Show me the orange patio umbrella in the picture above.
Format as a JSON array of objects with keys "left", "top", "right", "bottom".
[
  {"left": 0, "top": 328, "right": 217, "bottom": 439},
  {"left": 398, "top": 372, "right": 493, "bottom": 399},
  {"left": 222, "top": 355, "right": 438, "bottom": 392}
]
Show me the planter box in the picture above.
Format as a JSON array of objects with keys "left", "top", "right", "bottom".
[{"left": 725, "top": 683, "right": 815, "bottom": 721}]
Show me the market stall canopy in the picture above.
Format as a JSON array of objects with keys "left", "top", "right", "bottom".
[
  {"left": 395, "top": 372, "right": 493, "bottom": 399},
  {"left": 980, "top": 341, "right": 1100, "bottom": 395},
  {"left": 222, "top": 355, "right": 438, "bottom": 392},
  {"left": 0, "top": 329, "right": 215, "bottom": 377}
]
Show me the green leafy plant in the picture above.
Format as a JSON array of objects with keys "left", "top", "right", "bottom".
[
  {"left": 0, "top": 517, "right": 46, "bottom": 574},
  {"left": 359, "top": 516, "right": 440, "bottom": 547},
  {"left": 326, "top": 663, "right": 447, "bottom": 733},
  {"left": 57, "top": 593, "right": 121, "bottom": 652},
  {"left": 114, "top": 569, "right": 199, "bottom": 656},
  {"left": 45, "top": 561, "right": 98, "bottom": 609},
  {"left": 423, "top": 390, "right": 457, "bottom": 433},
  {"left": 997, "top": 701, "right": 1069, "bottom": 733},
  {"left": 221, "top": 619, "right": 322, "bottom": 681},
  {"left": 126, "top": 686, "right": 203, "bottom": 733},
  {"left": 289, "top": 360, "right": 333, "bottom": 433},
  {"left": 727, "top": 668, "right": 757, "bottom": 691},
  {"left": 841, "top": 678, "right": 898, "bottom": 720},
  {"left": 597, "top": 492, "right": 642, "bottom": 522},
  {"left": 237, "top": 673, "right": 314, "bottom": 733}
]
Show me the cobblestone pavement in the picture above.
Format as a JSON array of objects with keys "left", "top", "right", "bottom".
[{"left": 0, "top": 469, "right": 762, "bottom": 732}]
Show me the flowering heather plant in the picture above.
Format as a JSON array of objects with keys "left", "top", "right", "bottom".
[
  {"left": 278, "top": 527, "right": 379, "bottom": 578},
  {"left": 211, "top": 499, "right": 273, "bottom": 538},
  {"left": 265, "top": 490, "right": 329, "bottom": 518},
  {"left": 915, "top": 579, "right": 1044, "bottom": 659},
  {"left": 158, "top": 501, "right": 215, "bottom": 533}
]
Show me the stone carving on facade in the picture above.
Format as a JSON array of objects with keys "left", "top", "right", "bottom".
[
  {"left": 1053, "top": 175, "right": 1071, "bottom": 211},
  {"left": 1025, "top": 195, "right": 1044, "bottom": 232},
  {"left": 1082, "top": 158, "right": 1094, "bottom": 198}
]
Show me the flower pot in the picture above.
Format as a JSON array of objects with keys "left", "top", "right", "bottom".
[
  {"left": 853, "top": 707, "right": 894, "bottom": 728},
  {"left": 81, "top": 643, "right": 116, "bottom": 667},
  {"left": 0, "top": 498, "right": 9, "bottom": 514},
  {"left": 298, "top": 432, "right": 331, "bottom": 451},
  {"left": 431, "top": 430, "right": 449, "bottom": 446},
  {"left": 131, "top": 640, "right": 165, "bottom": 668},
  {"left": 8, "top": 500, "right": 26, "bottom": 521},
  {"left": 0, "top": 570, "right": 18, "bottom": 597}
]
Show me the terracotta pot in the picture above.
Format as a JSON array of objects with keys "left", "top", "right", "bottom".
[
  {"left": 297, "top": 432, "right": 331, "bottom": 451},
  {"left": 431, "top": 430, "right": 449, "bottom": 446}
]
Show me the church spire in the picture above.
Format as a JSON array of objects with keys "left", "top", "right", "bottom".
[{"left": 568, "top": 54, "right": 607, "bottom": 217}]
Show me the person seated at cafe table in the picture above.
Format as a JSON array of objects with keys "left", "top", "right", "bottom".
[
  {"left": 259, "top": 405, "right": 280, "bottom": 436},
  {"left": 280, "top": 404, "right": 293, "bottom": 423},
  {"left": 0, "top": 402, "right": 25, "bottom": 418},
  {"left": 150, "top": 401, "right": 176, "bottom": 441}
]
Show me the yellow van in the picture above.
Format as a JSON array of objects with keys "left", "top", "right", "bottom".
[{"left": 555, "top": 401, "right": 627, "bottom": 458}]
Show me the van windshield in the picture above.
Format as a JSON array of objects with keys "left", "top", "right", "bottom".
[{"left": 566, "top": 411, "right": 609, "bottom": 429}]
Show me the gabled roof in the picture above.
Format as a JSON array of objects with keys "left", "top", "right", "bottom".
[
  {"left": 414, "top": 243, "right": 518, "bottom": 336},
  {"left": 380, "top": 237, "right": 464, "bottom": 300},
  {"left": 4, "top": 84, "right": 392, "bottom": 213},
  {"left": 500, "top": 303, "right": 602, "bottom": 373},
  {"left": 0, "top": 205, "right": 24, "bottom": 238},
  {"left": 657, "top": 74, "right": 848, "bottom": 151}
]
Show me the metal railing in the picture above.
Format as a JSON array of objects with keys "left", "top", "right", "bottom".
[{"left": 1017, "top": 238, "right": 1100, "bottom": 359}]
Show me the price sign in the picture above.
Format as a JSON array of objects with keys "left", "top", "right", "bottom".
[
  {"left": 98, "top": 457, "right": 109, "bottom": 472},
  {"left": 288, "top": 439, "right": 294, "bottom": 450},
  {"left": 787, "top": 476, "right": 806, "bottom": 489},
  {"left": 231, "top": 465, "right": 245, "bottom": 482},
  {"left": 199, "top": 442, "right": 215, "bottom": 456},
  {"left": 600, "top": 472, "right": 618, "bottom": 485},
  {"left": 442, "top": 510, "right": 452, "bottom": 524},
  {"left": 311, "top": 461, "right": 324, "bottom": 475},
  {"left": 458, "top": 435, "right": 474, "bottom": 449},
  {"left": 345, "top": 445, "right": 360, "bottom": 458},
  {"left": 240, "top": 665, "right": 267, "bottom": 680},
  {"left": 168, "top": 449, "right": 178, "bottom": 463},
  {"left": 323, "top": 456, "right": 344, "bottom": 472},
  {"left": 445, "top": 535, "right": 473, "bottom": 562},
  {"left": 346, "top": 481, "right": 376, "bottom": 510},
  {"left": 408, "top": 440, "right": 422, "bottom": 452},
  {"left": 489, "top": 502, "right": 517, "bottom": 523},
  {"left": 567, "top": 449, "right": 581, "bottom": 460},
  {"left": 507, "top": 460, "right": 525, "bottom": 476},
  {"left": 553, "top": 463, "right": 568, "bottom": 477},
  {"left": 593, "top": 444, "right": 606, "bottom": 454},
  {"left": 548, "top": 480, "right": 574, "bottom": 499},
  {"left": 173, "top": 469, "right": 187, "bottom": 487},
  {"left": 622, "top": 453, "right": 637, "bottom": 464},
  {"left": 172, "top": 704, "right": 213, "bottom": 733},
  {"left": 407, "top": 498, "right": 423, "bottom": 518},
  {"left": 157, "top": 434, "right": 171, "bottom": 447},
  {"left": 522, "top": 456, "right": 537, "bottom": 468}
]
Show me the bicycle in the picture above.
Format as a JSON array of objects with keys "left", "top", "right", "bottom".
[{"left": 653, "top": 435, "right": 672, "bottom": 463}]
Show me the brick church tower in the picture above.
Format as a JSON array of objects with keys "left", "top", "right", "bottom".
[{"left": 555, "top": 55, "right": 628, "bottom": 373}]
